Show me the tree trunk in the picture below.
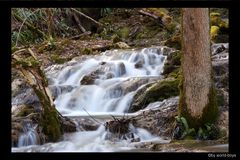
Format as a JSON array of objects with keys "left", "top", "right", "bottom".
[
  {"left": 12, "top": 51, "right": 62, "bottom": 142},
  {"left": 179, "top": 8, "right": 218, "bottom": 129}
]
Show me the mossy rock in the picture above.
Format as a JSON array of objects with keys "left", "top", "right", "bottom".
[
  {"left": 50, "top": 54, "right": 72, "bottom": 64},
  {"left": 129, "top": 78, "right": 180, "bottom": 112},
  {"left": 165, "top": 22, "right": 177, "bottom": 33},
  {"left": 163, "top": 51, "right": 181, "bottom": 76},
  {"left": 211, "top": 26, "right": 220, "bottom": 40},
  {"left": 210, "top": 12, "right": 228, "bottom": 43},
  {"left": 13, "top": 56, "right": 40, "bottom": 69},
  {"left": 117, "top": 27, "right": 130, "bottom": 39},
  {"left": 210, "top": 12, "right": 221, "bottom": 26},
  {"left": 210, "top": 12, "right": 228, "bottom": 30},
  {"left": 112, "top": 34, "right": 121, "bottom": 43},
  {"left": 81, "top": 48, "right": 93, "bottom": 55},
  {"left": 163, "top": 33, "right": 181, "bottom": 50},
  {"left": 146, "top": 8, "right": 168, "bottom": 18}
]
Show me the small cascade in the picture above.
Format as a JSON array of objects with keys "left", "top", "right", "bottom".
[
  {"left": 12, "top": 46, "right": 175, "bottom": 152},
  {"left": 18, "top": 120, "right": 39, "bottom": 147},
  {"left": 49, "top": 47, "right": 169, "bottom": 116}
]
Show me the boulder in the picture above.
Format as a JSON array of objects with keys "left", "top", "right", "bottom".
[
  {"left": 129, "top": 77, "right": 179, "bottom": 112},
  {"left": 59, "top": 116, "right": 77, "bottom": 132},
  {"left": 211, "top": 43, "right": 229, "bottom": 90},
  {"left": 131, "top": 97, "right": 179, "bottom": 138},
  {"left": 134, "top": 59, "right": 144, "bottom": 68},
  {"left": 116, "top": 62, "right": 126, "bottom": 76},
  {"left": 74, "top": 118, "right": 99, "bottom": 131},
  {"left": 80, "top": 72, "right": 98, "bottom": 85},
  {"left": 11, "top": 78, "right": 41, "bottom": 110}
]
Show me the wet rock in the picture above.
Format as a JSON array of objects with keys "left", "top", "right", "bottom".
[
  {"left": 104, "top": 119, "right": 139, "bottom": 142},
  {"left": 131, "top": 97, "right": 179, "bottom": 138},
  {"left": 11, "top": 78, "right": 41, "bottom": 110},
  {"left": 106, "top": 72, "right": 114, "bottom": 79},
  {"left": 211, "top": 43, "right": 228, "bottom": 55},
  {"left": 80, "top": 72, "right": 97, "bottom": 85},
  {"left": 49, "top": 85, "right": 75, "bottom": 100},
  {"left": 59, "top": 116, "right": 77, "bottom": 132},
  {"left": 162, "top": 51, "right": 181, "bottom": 75},
  {"left": 12, "top": 122, "right": 24, "bottom": 147},
  {"left": 74, "top": 118, "right": 99, "bottom": 131},
  {"left": 117, "top": 62, "right": 126, "bottom": 76},
  {"left": 211, "top": 43, "right": 229, "bottom": 90},
  {"left": 100, "top": 61, "right": 107, "bottom": 65},
  {"left": 129, "top": 78, "right": 179, "bottom": 112},
  {"left": 135, "top": 59, "right": 144, "bottom": 68}
]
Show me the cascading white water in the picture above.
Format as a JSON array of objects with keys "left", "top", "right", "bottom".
[
  {"left": 12, "top": 46, "right": 174, "bottom": 152},
  {"left": 17, "top": 121, "right": 39, "bottom": 147},
  {"left": 52, "top": 47, "right": 167, "bottom": 116}
]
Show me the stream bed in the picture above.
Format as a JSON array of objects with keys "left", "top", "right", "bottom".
[{"left": 12, "top": 46, "right": 228, "bottom": 152}]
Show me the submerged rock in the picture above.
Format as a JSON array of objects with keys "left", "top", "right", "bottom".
[
  {"left": 80, "top": 72, "right": 98, "bottom": 85},
  {"left": 48, "top": 85, "right": 75, "bottom": 100}
]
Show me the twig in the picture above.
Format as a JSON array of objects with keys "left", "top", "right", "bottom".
[
  {"left": 138, "top": 9, "right": 165, "bottom": 28},
  {"left": 28, "top": 48, "right": 38, "bottom": 60},
  {"left": 12, "top": 48, "right": 26, "bottom": 55},
  {"left": 70, "top": 31, "right": 91, "bottom": 40},
  {"left": 82, "top": 108, "right": 103, "bottom": 125},
  {"left": 70, "top": 8, "right": 103, "bottom": 26},
  {"left": 109, "top": 114, "right": 121, "bottom": 123}
]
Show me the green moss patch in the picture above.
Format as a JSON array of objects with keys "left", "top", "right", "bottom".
[
  {"left": 41, "top": 108, "right": 62, "bottom": 142},
  {"left": 130, "top": 78, "right": 180, "bottom": 112},
  {"left": 179, "top": 77, "right": 219, "bottom": 129}
]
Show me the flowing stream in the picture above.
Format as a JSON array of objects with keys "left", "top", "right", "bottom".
[{"left": 12, "top": 46, "right": 176, "bottom": 152}]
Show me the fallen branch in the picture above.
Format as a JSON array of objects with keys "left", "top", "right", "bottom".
[
  {"left": 73, "top": 12, "right": 87, "bottom": 33},
  {"left": 138, "top": 9, "right": 165, "bottom": 28},
  {"left": 71, "top": 8, "right": 103, "bottom": 26},
  {"left": 28, "top": 48, "right": 38, "bottom": 60}
]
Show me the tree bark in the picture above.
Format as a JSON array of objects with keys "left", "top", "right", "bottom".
[
  {"left": 179, "top": 8, "right": 218, "bottom": 128},
  {"left": 12, "top": 50, "right": 62, "bottom": 142}
]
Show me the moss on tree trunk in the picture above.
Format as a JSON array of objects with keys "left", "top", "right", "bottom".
[{"left": 12, "top": 52, "right": 62, "bottom": 142}]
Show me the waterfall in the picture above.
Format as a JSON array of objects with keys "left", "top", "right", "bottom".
[
  {"left": 51, "top": 47, "right": 168, "bottom": 117},
  {"left": 12, "top": 46, "right": 174, "bottom": 152},
  {"left": 18, "top": 121, "right": 39, "bottom": 147}
]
